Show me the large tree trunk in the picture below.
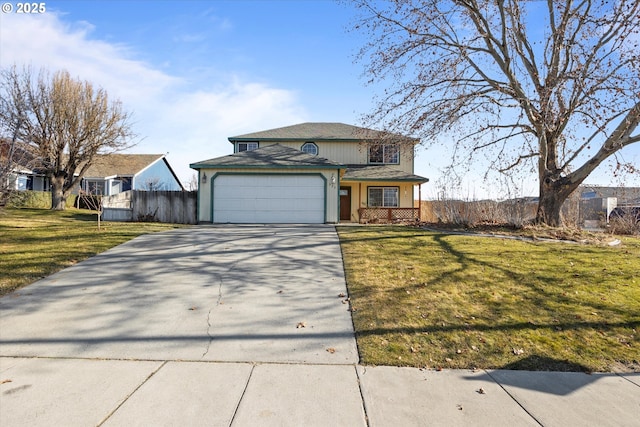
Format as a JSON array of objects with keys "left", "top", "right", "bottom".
[
  {"left": 50, "top": 174, "right": 67, "bottom": 210},
  {"left": 535, "top": 174, "right": 581, "bottom": 227},
  {"left": 536, "top": 187, "right": 564, "bottom": 227}
]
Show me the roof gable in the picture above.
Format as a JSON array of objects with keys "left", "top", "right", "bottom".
[
  {"left": 190, "top": 144, "right": 343, "bottom": 169},
  {"left": 228, "top": 122, "right": 418, "bottom": 144}
]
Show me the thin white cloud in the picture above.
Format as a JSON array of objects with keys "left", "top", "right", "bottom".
[{"left": 0, "top": 11, "right": 308, "bottom": 183}]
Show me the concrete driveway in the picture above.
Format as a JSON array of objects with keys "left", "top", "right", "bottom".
[{"left": 0, "top": 225, "right": 358, "bottom": 364}]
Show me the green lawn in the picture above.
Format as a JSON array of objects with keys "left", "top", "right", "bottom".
[
  {"left": 338, "top": 226, "right": 640, "bottom": 372},
  {"left": 0, "top": 208, "right": 184, "bottom": 296}
]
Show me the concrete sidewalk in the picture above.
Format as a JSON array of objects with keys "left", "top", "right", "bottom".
[
  {"left": 1, "top": 226, "right": 639, "bottom": 426},
  {"left": 2, "top": 357, "right": 638, "bottom": 426}
]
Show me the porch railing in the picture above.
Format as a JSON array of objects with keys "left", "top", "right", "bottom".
[{"left": 358, "top": 207, "right": 419, "bottom": 224}]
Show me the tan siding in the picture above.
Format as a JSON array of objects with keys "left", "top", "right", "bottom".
[{"left": 260, "top": 141, "right": 416, "bottom": 172}]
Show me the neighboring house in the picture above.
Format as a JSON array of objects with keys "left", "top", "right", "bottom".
[
  {"left": 80, "top": 154, "right": 184, "bottom": 195},
  {"left": 190, "top": 122, "right": 429, "bottom": 224},
  {"left": 2, "top": 140, "right": 184, "bottom": 196},
  {"left": 1, "top": 139, "right": 50, "bottom": 192},
  {"left": 578, "top": 185, "right": 640, "bottom": 224},
  {"left": 580, "top": 185, "right": 640, "bottom": 206}
]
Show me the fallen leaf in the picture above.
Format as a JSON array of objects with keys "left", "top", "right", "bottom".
[
  {"left": 338, "top": 292, "right": 346, "bottom": 298},
  {"left": 1, "top": 379, "right": 12, "bottom": 384},
  {"left": 445, "top": 357, "right": 452, "bottom": 362},
  {"left": 296, "top": 322, "right": 306, "bottom": 328},
  {"left": 410, "top": 346, "right": 418, "bottom": 353},
  {"left": 456, "top": 349, "right": 462, "bottom": 354},
  {"left": 188, "top": 306, "right": 197, "bottom": 311},
  {"left": 477, "top": 388, "right": 486, "bottom": 394},
  {"left": 326, "top": 347, "right": 336, "bottom": 354},
  {"left": 512, "top": 348, "right": 524, "bottom": 355},
  {"left": 277, "top": 290, "right": 284, "bottom": 294},
  {"left": 350, "top": 307, "right": 358, "bottom": 312}
]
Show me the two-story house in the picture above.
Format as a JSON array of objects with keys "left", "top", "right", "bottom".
[{"left": 189, "top": 122, "right": 429, "bottom": 223}]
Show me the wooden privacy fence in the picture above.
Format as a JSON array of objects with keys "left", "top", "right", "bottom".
[{"left": 102, "top": 190, "right": 197, "bottom": 224}]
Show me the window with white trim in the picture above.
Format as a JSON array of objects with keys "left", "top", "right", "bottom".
[
  {"left": 368, "top": 187, "right": 399, "bottom": 207},
  {"left": 368, "top": 144, "right": 399, "bottom": 164},
  {"left": 301, "top": 142, "right": 318, "bottom": 155},
  {"left": 237, "top": 142, "right": 258, "bottom": 152}
]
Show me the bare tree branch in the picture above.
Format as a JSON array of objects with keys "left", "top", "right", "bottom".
[{"left": 349, "top": 0, "right": 640, "bottom": 225}]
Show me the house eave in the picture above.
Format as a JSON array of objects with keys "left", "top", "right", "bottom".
[
  {"left": 190, "top": 164, "right": 344, "bottom": 171},
  {"left": 342, "top": 177, "right": 429, "bottom": 184}
]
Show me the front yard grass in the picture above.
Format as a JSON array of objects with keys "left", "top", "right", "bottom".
[
  {"left": 0, "top": 208, "right": 183, "bottom": 296},
  {"left": 338, "top": 226, "right": 640, "bottom": 372}
]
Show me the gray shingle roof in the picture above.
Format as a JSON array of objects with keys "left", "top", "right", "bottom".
[
  {"left": 190, "top": 144, "right": 343, "bottom": 169},
  {"left": 342, "top": 165, "right": 429, "bottom": 183},
  {"left": 228, "top": 122, "right": 418, "bottom": 143},
  {"left": 84, "top": 154, "right": 165, "bottom": 178}
]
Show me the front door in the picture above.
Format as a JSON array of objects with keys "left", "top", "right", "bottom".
[{"left": 340, "top": 187, "right": 351, "bottom": 221}]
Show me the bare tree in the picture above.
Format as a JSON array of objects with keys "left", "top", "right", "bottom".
[
  {"left": 0, "top": 65, "right": 136, "bottom": 210},
  {"left": 185, "top": 173, "right": 199, "bottom": 191},
  {"left": 349, "top": 0, "right": 640, "bottom": 226},
  {"left": 77, "top": 189, "right": 103, "bottom": 230},
  {"left": 0, "top": 138, "right": 37, "bottom": 205}
]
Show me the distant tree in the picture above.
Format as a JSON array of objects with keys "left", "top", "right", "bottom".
[
  {"left": 141, "top": 177, "right": 162, "bottom": 191},
  {"left": 349, "top": 0, "right": 640, "bottom": 226},
  {"left": 186, "top": 173, "right": 199, "bottom": 191},
  {"left": 0, "top": 66, "right": 136, "bottom": 210},
  {"left": 0, "top": 138, "right": 36, "bottom": 205}
]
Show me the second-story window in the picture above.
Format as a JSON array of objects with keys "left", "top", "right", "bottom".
[
  {"left": 301, "top": 142, "right": 318, "bottom": 156},
  {"left": 368, "top": 144, "right": 399, "bottom": 164},
  {"left": 237, "top": 142, "right": 258, "bottom": 152}
]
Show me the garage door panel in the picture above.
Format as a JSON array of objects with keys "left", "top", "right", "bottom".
[{"left": 213, "top": 175, "right": 325, "bottom": 223}]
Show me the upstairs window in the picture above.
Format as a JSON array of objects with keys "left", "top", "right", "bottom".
[
  {"left": 237, "top": 142, "right": 258, "bottom": 152},
  {"left": 368, "top": 144, "right": 399, "bottom": 164},
  {"left": 301, "top": 142, "right": 318, "bottom": 156}
]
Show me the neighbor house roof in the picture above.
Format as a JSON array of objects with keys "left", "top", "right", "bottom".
[
  {"left": 83, "top": 154, "right": 166, "bottom": 178},
  {"left": 342, "top": 165, "right": 429, "bottom": 183},
  {"left": 190, "top": 144, "right": 343, "bottom": 170},
  {"left": 228, "top": 122, "right": 419, "bottom": 144}
]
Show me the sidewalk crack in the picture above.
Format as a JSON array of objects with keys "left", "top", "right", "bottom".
[{"left": 201, "top": 261, "right": 238, "bottom": 359}]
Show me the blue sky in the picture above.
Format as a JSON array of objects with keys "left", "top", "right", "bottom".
[{"left": 1, "top": 0, "right": 638, "bottom": 197}]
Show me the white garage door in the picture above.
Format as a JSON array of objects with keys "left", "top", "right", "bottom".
[{"left": 213, "top": 174, "right": 325, "bottom": 223}]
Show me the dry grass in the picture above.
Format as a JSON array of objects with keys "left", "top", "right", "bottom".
[
  {"left": 338, "top": 226, "right": 640, "bottom": 372},
  {"left": 0, "top": 207, "right": 184, "bottom": 295}
]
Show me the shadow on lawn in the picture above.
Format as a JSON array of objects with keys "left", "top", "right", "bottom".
[{"left": 355, "top": 319, "right": 640, "bottom": 340}]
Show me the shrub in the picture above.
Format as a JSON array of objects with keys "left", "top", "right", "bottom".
[
  {"left": 607, "top": 207, "right": 640, "bottom": 235},
  {"left": 4, "top": 191, "right": 77, "bottom": 209}
]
